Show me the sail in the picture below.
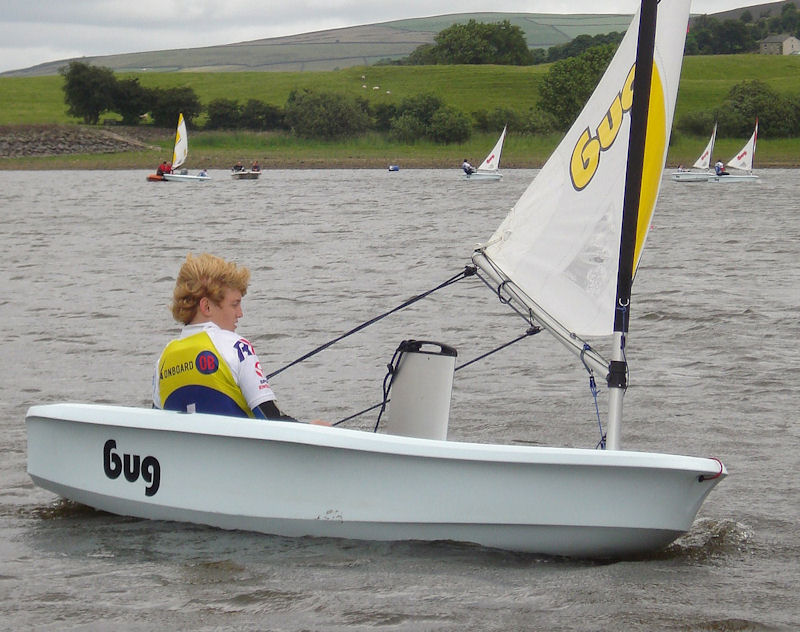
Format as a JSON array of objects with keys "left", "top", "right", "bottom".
[
  {"left": 692, "top": 123, "right": 717, "bottom": 170},
  {"left": 172, "top": 113, "right": 188, "bottom": 170},
  {"left": 726, "top": 119, "right": 758, "bottom": 171},
  {"left": 477, "top": 126, "right": 507, "bottom": 172},
  {"left": 479, "top": 1, "right": 689, "bottom": 337}
]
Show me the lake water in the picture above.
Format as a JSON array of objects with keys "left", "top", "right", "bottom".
[{"left": 1, "top": 168, "right": 798, "bottom": 631}]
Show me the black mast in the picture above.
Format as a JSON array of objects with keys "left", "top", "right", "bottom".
[
  {"left": 606, "top": 1, "right": 659, "bottom": 449},
  {"left": 614, "top": 0, "right": 658, "bottom": 334}
]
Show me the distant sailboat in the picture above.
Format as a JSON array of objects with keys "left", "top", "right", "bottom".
[
  {"left": 671, "top": 123, "right": 716, "bottom": 182},
  {"left": 463, "top": 126, "right": 506, "bottom": 181},
  {"left": 710, "top": 119, "right": 759, "bottom": 182},
  {"left": 162, "top": 113, "right": 210, "bottom": 182}
]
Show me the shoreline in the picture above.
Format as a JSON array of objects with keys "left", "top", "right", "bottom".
[{"left": 1, "top": 124, "right": 797, "bottom": 169}]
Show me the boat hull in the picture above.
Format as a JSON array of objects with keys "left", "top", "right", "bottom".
[
  {"left": 231, "top": 171, "right": 260, "bottom": 180},
  {"left": 707, "top": 173, "right": 758, "bottom": 182},
  {"left": 162, "top": 173, "right": 210, "bottom": 182},
  {"left": 26, "top": 403, "right": 725, "bottom": 558},
  {"left": 462, "top": 171, "right": 502, "bottom": 182},
  {"left": 671, "top": 171, "right": 710, "bottom": 182}
]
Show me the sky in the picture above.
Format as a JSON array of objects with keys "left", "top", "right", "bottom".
[{"left": 0, "top": 0, "right": 764, "bottom": 74}]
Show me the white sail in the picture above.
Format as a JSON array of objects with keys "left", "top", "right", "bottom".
[
  {"left": 692, "top": 123, "right": 717, "bottom": 170},
  {"left": 726, "top": 120, "right": 758, "bottom": 171},
  {"left": 172, "top": 113, "right": 188, "bottom": 170},
  {"left": 477, "top": 126, "right": 507, "bottom": 172},
  {"left": 478, "top": 1, "right": 689, "bottom": 337}
]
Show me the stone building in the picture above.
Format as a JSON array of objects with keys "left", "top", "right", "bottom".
[{"left": 760, "top": 34, "right": 800, "bottom": 55}]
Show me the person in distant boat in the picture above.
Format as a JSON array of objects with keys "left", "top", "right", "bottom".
[
  {"left": 714, "top": 159, "right": 728, "bottom": 176},
  {"left": 198, "top": 168, "right": 208, "bottom": 177},
  {"left": 154, "top": 253, "right": 329, "bottom": 425},
  {"left": 232, "top": 161, "right": 245, "bottom": 172},
  {"left": 156, "top": 160, "right": 169, "bottom": 176},
  {"left": 462, "top": 158, "right": 475, "bottom": 175},
  {"left": 250, "top": 161, "right": 261, "bottom": 172}
]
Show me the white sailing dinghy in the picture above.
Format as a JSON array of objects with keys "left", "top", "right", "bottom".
[
  {"left": 463, "top": 126, "right": 506, "bottom": 181},
  {"left": 26, "top": 0, "right": 725, "bottom": 559},
  {"left": 671, "top": 123, "right": 716, "bottom": 182},
  {"left": 163, "top": 113, "right": 210, "bottom": 182},
  {"left": 709, "top": 119, "right": 759, "bottom": 182}
]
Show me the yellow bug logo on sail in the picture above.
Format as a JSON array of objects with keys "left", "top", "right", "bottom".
[
  {"left": 570, "top": 64, "right": 636, "bottom": 192},
  {"left": 568, "top": 62, "right": 667, "bottom": 273}
]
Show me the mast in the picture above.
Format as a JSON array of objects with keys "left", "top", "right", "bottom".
[
  {"left": 710, "top": 123, "right": 717, "bottom": 170},
  {"left": 752, "top": 117, "right": 758, "bottom": 172},
  {"left": 606, "top": 0, "right": 658, "bottom": 450}
]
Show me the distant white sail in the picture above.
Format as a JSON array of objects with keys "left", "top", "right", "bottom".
[
  {"left": 692, "top": 123, "right": 717, "bottom": 170},
  {"left": 172, "top": 113, "right": 188, "bottom": 170},
  {"left": 480, "top": 1, "right": 689, "bottom": 337},
  {"left": 726, "top": 120, "right": 758, "bottom": 171},
  {"left": 477, "top": 126, "right": 507, "bottom": 172}
]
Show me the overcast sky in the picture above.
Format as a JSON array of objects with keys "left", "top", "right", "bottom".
[{"left": 0, "top": 1, "right": 762, "bottom": 74}]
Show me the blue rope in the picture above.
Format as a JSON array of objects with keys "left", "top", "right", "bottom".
[{"left": 580, "top": 343, "right": 605, "bottom": 449}]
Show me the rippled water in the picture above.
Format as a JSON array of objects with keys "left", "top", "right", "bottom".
[{"left": 1, "top": 168, "right": 798, "bottom": 630}]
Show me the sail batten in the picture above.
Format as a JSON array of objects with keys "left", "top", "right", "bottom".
[{"left": 481, "top": 1, "right": 688, "bottom": 339}]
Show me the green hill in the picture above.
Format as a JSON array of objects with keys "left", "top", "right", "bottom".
[
  {"left": 0, "top": 13, "right": 633, "bottom": 77},
  {"left": 2, "top": 55, "right": 799, "bottom": 127}
]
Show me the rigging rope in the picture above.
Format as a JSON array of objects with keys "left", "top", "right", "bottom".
[
  {"left": 333, "top": 327, "right": 541, "bottom": 428},
  {"left": 266, "top": 265, "right": 477, "bottom": 380},
  {"left": 581, "top": 344, "right": 606, "bottom": 449},
  {"left": 474, "top": 269, "right": 537, "bottom": 327},
  {"left": 273, "top": 263, "right": 608, "bottom": 443}
]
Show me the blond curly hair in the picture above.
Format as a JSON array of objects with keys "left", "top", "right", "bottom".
[{"left": 171, "top": 253, "right": 250, "bottom": 325}]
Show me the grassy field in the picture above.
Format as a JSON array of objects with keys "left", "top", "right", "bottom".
[
  {"left": 1, "top": 55, "right": 799, "bottom": 168},
  {"left": 0, "top": 65, "right": 548, "bottom": 126}
]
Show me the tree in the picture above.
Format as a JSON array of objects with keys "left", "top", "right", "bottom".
[
  {"left": 284, "top": 89, "right": 370, "bottom": 139},
  {"left": 149, "top": 87, "right": 202, "bottom": 128},
  {"left": 112, "top": 78, "right": 151, "bottom": 125},
  {"left": 677, "top": 79, "right": 800, "bottom": 139},
  {"left": 403, "top": 20, "right": 533, "bottom": 65},
  {"left": 546, "top": 32, "right": 624, "bottom": 63},
  {"left": 241, "top": 99, "right": 285, "bottom": 130},
  {"left": 472, "top": 107, "right": 522, "bottom": 133},
  {"left": 372, "top": 103, "right": 398, "bottom": 132},
  {"left": 685, "top": 16, "right": 716, "bottom": 55},
  {"left": 521, "top": 108, "right": 558, "bottom": 135},
  {"left": 395, "top": 93, "right": 444, "bottom": 127},
  {"left": 721, "top": 80, "right": 798, "bottom": 138},
  {"left": 388, "top": 92, "right": 472, "bottom": 142},
  {"left": 538, "top": 44, "right": 616, "bottom": 130},
  {"left": 205, "top": 98, "right": 242, "bottom": 130},
  {"left": 713, "top": 19, "right": 757, "bottom": 54},
  {"left": 389, "top": 113, "right": 428, "bottom": 143},
  {"left": 429, "top": 106, "right": 472, "bottom": 143},
  {"left": 60, "top": 61, "right": 117, "bottom": 124},
  {"left": 780, "top": 2, "right": 799, "bottom": 33}
]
